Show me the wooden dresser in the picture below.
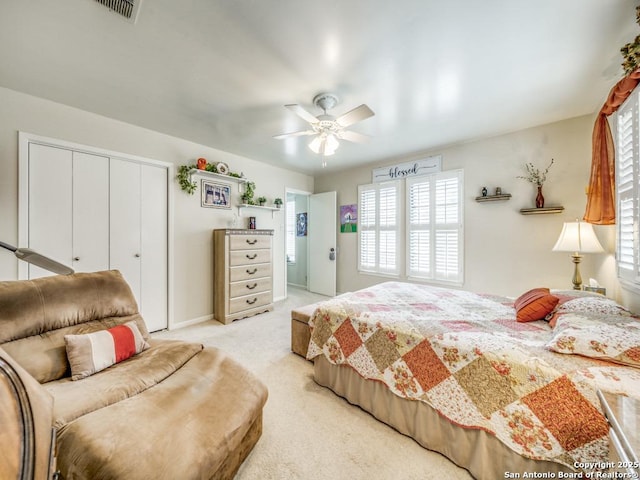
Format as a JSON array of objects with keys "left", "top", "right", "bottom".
[{"left": 214, "top": 229, "right": 274, "bottom": 324}]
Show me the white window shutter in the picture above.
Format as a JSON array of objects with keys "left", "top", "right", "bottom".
[
  {"left": 616, "top": 94, "right": 639, "bottom": 283},
  {"left": 358, "top": 182, "right": 400, "bottom": 275},
  {"left": 407, "top": 170, "right": 463, "bottom": 284}
]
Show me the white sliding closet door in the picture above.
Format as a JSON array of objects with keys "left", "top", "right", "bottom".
[
  {"left": 110, "top": 159, "right": 142, "bottom": 305},
  {"left": 140, "top": 165, "right": 168, "bottom": 332},
  {"left": 28, "top": 144, "right": 72, "bottom": 278},
  {"left": 20, "top": 133, "right": 170, "bottom": 331},
  {"left": 72, "top": 152, "right": 110, "bottom": 273},
  {"left": 110, "top": 159, "right": 168, "bottom": 331}
]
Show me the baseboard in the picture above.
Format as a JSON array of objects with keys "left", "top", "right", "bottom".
[
  {"left": 287, "top": 282, "right": 308, "bottom": 289},
  {"left": 169, "top": 313, "right": 215, "bottom": 330}
]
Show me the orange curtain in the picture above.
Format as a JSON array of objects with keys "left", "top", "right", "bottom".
[{"left": 584, "top": 69, "right": 640, "bottom": 225}]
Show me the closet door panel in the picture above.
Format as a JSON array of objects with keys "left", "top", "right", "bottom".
[
  {"left": 109, "top": 159, "right": 142, "bottom": 306},
  {"left": 72, "top": 152, "right": 110, "bottom": 273},
  {"left": 140, "top": 164, "right": 168, "bottom": 331},
  {"left": 28, "top": 144, "right": 72, "bottom": 278}
]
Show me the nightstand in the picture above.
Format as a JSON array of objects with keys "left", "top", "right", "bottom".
[
  {"left": 597, "top": 390, "right": 640, "bottom": 476},
  {"left": 583, "top": 286, "right": 606, "bottom": 296}
]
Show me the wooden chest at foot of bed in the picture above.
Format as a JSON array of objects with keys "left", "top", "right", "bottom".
[{"left": 291, "top": 303, "right": 321, "bottom": 358}]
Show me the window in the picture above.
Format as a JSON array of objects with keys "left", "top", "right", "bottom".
[
  {"left": 286, "top": 199, "right": 296, "bottom": 263},
  {"left": 358, "top": 181, "right": 400, "bottom": 275},
  {"left": 407, "top": 170, "right": 464, "bottom": 284},
  {"left": 616, "top": 88, "right": 639, "bottom": 284},
  {"left": 357, "top": 169, "right": 464, "bottom": 284}
]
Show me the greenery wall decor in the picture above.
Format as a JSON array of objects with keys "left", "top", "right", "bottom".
[
  {"left": 241, "top": 182, "right": 256, "bottom": 204},
  {"left": 176, "top": 162, "right": 244, "bottom": 194},
  {"left": 621, "top": 6, "right": 640, "bottom": 75}
]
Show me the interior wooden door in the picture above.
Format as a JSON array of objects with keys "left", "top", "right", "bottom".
[{"left": 308, "top": 191, "right": 337, "bottom": 296}]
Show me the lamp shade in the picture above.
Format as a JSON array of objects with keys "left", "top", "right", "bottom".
[{"left": 552, "top": 221, "right": 604, "bottom": 254}]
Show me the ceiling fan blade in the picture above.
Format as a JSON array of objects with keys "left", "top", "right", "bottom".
[
  {"left": 338, "top": 130, "right": 371, "bottom": 143},
  {"left": 335, "top": 104, "right": 374, "bottom": 128},
  {"left": 285, "top": 104, "right": 319, "bottom": 124},
  {"left": 273, "top": 130, "right": 316, "bottom": 139}
]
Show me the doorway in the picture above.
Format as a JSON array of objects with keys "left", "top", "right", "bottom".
[{"left": 285, "top": 190, "right": 309, "bottom": 290}]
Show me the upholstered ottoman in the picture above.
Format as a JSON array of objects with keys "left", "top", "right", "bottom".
[{"left": 290, "top": 303, "right": 321, "bottom": 359}]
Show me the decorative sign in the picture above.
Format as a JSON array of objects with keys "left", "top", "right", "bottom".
[{"left": 372, "top": 155, "right": 442, "bottom": 183}]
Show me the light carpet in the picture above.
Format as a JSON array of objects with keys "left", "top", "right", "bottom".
[{"left": 154, "top": 287, "right": 472, "bottom": 480}]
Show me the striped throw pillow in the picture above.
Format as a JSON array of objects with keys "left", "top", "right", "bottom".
[{"left": 65, "top": 322, "right": 150, "bottom": 380}]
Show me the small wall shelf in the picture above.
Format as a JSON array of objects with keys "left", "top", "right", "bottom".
[
  {"left": 519, "top": 206, "right": 564, "bottom": 215},
  {"left": 190, "top": 170, "right": 248, "bottom": 192},
  {"left": 475, "top": 194, "right": 512, "bottom": 202},
  {"left": 238, "top": 204, "right": 282, "bottom": 218}
]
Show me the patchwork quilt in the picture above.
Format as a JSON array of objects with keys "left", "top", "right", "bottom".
[{"left": 306, "top": 282, "right": 640, "bottom": 470}]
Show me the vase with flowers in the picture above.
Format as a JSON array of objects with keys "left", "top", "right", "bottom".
[{"left": 517, "top": 158, "right": 554, "bottom": 208}]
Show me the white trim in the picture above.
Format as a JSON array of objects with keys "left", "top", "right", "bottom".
[
  {"left": 19, "top": 132, "right": 172, "bottom": 168},
  {"left": 356, "top": 271, "right": 400, "bottom": 280},
  {"left": 169, "top": 314, "right": 214, "bottom": 330},
  {"left": 18, "top": 131, "right": 174, "bottom": 328},
  {"left": 284, "top": 187, "right": 312, "bottom": 291}
]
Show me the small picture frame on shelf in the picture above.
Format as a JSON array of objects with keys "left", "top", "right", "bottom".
[{"left": 201, "top": 180, "right": 231, "bottom": 209}]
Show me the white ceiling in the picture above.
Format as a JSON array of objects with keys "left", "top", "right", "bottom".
[{"left": 0, "top": 1, "right": 636, "bottom": 175}]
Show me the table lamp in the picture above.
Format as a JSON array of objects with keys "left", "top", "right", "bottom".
[{"left": 552, "top": 221, "right": 604, "bottom": 290}]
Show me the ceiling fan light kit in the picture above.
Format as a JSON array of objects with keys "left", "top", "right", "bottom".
[{"left": 274, "top": 92, "right": 375, "bottom": 165}]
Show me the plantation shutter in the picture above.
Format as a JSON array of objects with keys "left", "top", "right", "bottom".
[
  {"left": 616, "top": 95, "right": 638, "bottom": 282},
  {"left": 408, "top": 180, "right": 431, "bottom": 277},
  {"left": 407, "top": 170, "right": 463, "bottom": 284},
  {"left": 358, "top": 181, "right": 400, "bottom": 275}
]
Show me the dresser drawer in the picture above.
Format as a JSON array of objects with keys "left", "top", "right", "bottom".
[
  {"left": 229, "top": 249, "right": 271, "bottom": 266},
  {"left": 229, "top": 263, "right": 272, "bottom": 282},
  {"left": 229, "top": 277, "right": 272, "bottom": 298},
  {"left": 230, "top": 235, "right": 271, "bottom": 251},
  {"left": 229, "top": 291, "right": 272, "bottom": 314}
]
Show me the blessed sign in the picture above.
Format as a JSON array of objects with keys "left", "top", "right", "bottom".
[{"left": 372, "top": 155, "right": 442, "bottom": 182}]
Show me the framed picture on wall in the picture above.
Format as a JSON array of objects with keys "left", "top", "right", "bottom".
[
  {"left": 296, "top": 212, "right": 307, "bottom": 236},
  {"left": 340, "top": 204, "right": 357, "bottom": 233},
  {"left": 201, "top": 180, "right": 231, "bottom": 209}
]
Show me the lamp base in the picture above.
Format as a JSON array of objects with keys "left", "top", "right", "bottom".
[{"left": 571, "top": 253, "right": 583, "bottom": 290}]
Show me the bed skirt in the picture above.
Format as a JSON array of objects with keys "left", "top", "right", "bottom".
[{"left": 313, "top": 356, "right": 575, "bottom": 480}]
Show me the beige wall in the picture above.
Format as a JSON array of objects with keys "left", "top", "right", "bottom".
[
  {"left": 316, "top": 114, "right": 633, "bottom": 303},
  {"left": 0, "top": 86, "right": 313, "bottom": 327}
]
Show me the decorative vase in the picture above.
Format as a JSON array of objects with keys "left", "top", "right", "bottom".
[
  {"left": 535, "top": 185, "right": 545, "bottom": 208},
  {"left": 197, "top": 158, "right": 207, "bottom": 170}
]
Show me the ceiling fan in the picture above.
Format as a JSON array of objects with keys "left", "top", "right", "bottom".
[{"left": 274, "top": 93, "right": 374, "bottom": 161}]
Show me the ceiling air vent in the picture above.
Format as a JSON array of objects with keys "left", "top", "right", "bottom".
[{"left": 94, "top": 0, "right": 142, "bottom": 24}]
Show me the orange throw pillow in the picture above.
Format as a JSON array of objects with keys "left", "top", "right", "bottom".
[{"left": 514, "top": 288, "right": 559, "bottom": 323}]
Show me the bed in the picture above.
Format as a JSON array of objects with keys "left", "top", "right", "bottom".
[{"left": 306, "top": 281, "right": 640, "bottom": 479}]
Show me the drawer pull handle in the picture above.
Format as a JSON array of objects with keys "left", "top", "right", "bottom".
[
  {"left": 246, "top": 239, "right": 258, "bottom": 245},
  {"left": 246, "top": 283, "right": 258, "bottom": 290},
  {"left": 246, "top": 298, "right": 258, "bottom": 305},
  {"left": 246, "top": 268, "right": 258, "bottom": 275},
  {"left": 246, "top": 253, "right": 258, "bottom": 260}
]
